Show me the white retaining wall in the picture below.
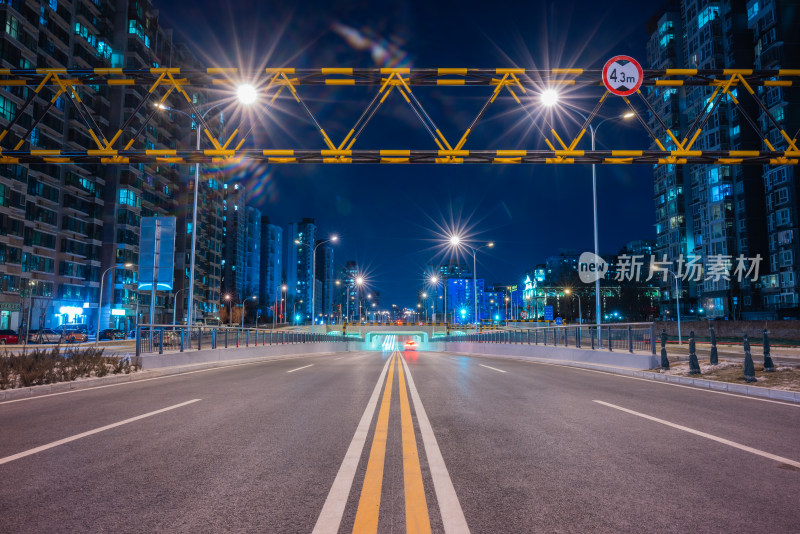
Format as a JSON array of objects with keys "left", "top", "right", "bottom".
[{"left": 429, "top": 342, "right": 659, "bottom": 369}]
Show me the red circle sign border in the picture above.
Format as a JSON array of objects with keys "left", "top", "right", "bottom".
[{"left": 602, "top": 55, "right": 643, "bottom": 96}]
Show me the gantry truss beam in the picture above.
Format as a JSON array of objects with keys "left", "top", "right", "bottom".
[{"left": 0, "top": 67, "right": 798, "bottom": 165}]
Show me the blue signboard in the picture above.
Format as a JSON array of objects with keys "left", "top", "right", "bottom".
[
  {"left": 544, "top": 305, "right": 554, "bottom": 321},
  {"left": 138, "top": 217, "right": 176, "bottom": 291},
  {"left": 555, "top": 317, "right": 563, "bottom": 325}
]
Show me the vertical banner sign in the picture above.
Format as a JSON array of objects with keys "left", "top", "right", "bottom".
[
  {"left": 138, "top": 217, "right": 176, "bottom": 291},
  {"left": 602, "top": 56, "right": 643, "bottom": 96},
  {"left": 544, "top": 305, "right": 554, "bottom": 321}
]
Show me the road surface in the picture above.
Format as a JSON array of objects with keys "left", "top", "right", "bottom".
[{"left": 1, "top": 348, "right": 798, "bottom": 533}]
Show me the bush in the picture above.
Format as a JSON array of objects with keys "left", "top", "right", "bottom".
[{"left": 0, "top": 347, "right": 139, "bottom": 390}]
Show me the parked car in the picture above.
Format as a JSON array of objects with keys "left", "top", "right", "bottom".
[
  {"left": 99, "top": 329, "right": 126, "bottom": 340},
  {"left": 55, "top": 326, "right": 88, "bottom": 343},
  {"left": 0, "top": 329, "right": 19, "bottom": 344},
  {"left": 28, "top": 329, "right": 63, "bottom": 344}
]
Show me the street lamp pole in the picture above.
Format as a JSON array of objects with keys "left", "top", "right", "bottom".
[
  {"left": 540, "top": 92, "right": 633, "bottom": 346},
  {"left": 96, "top": 262, "right": 132, "bottom": 345},
  {"left": 172, "top": 287, "right": 186, "bottom": 326},
  {"left": 156, "top": 86, "right": 257, "bottom": 330},
  {"left": 666, "top": 269, "right": 682, "bottom": 345},
  {"left": 296, "top": 236, "right": 338, "bottom": 334},
  {"left": 241, "top": 296, "right": 257, "bottom": 331}
]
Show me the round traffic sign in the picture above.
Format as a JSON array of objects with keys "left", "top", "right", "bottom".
[
  {"left": 520, "top": 310, "right": 528, "bottom": 319},
  {"left": 555, "top": 317, "right": 563, "bottom": 325},
  {"left": 602, "top": 56, "right": 643, "bottom": 96}
]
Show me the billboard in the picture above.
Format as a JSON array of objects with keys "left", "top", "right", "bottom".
[{"left": 138, "top": 216, "right": 176, "bottom": 291}]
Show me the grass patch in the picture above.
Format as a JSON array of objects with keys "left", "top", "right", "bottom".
[
  {"left": 0, "top": 347, "right": 140, "bottom": 390},
  {"left": 648, "top": 361, "right": 800, "bottom": 391}
]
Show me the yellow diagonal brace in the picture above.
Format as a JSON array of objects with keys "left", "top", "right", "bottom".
[
  {"left": 454, "top": 73, "right": 508, "bottom": 150},
  {"left": 222, "top": 129, "right": 238, "bottom": 150},
  {"left": 279, "top": 72, "right": 336, "bottom": 150},
  {"left": 396, "top": 74, "right": 453, "bottom": 150},
  {"left": 338, "top": 73, "right": 397, "bottom": 150},
  {"left": 551, "top": 129, "right": 569, "bottom": 150}
]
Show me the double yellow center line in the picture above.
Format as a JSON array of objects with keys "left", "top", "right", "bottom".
[{"left": 352, "top": 351, "right": 431, "bottom": 534}]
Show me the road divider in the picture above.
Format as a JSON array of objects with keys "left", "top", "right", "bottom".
[
  {"left": 312, "top": 354, "right": 394, "bottom": 534},
  {"left": 352, "top": 353, "right": 396, "bottom": 532}
]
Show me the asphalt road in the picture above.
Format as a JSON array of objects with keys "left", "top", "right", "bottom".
[{"left": 1, "top": 348, "right": 799, "bottom": 533}]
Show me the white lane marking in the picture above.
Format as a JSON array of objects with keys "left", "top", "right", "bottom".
[
  {"left": 0, "top": 399, "right": 201, "bottom": 465},
  {"left": 333, "top": 357, "right": 344, "bottom": 360},
  {"left": 479, "top": 364, "right": 506, "bottom": 373},
  {"left": 0, "top": 353, "right": 337, "bottom": 406},
  {"left": 287, "top": 364, "right": 313, "bottom": 373},
  {"left": 444, "top": 352, "right": 800, "bottom": 408},
  {"left": 594, "top": 400, "right": 800, "bottom": 469},
  {"left": 400, "top": 354, "right": 470, "bottom": 533},
  {"left": 312, "top": 354, "right": 395, "bottom": 534}
]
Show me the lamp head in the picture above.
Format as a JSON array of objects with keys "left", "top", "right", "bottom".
[
  {"left": 449, "top": 235, "right": 461, "bottom": 246},
  {"left": 236, "top": 84, "right": 258, "bottom": 105},
  {"left": 540, "top": 89, "right": 559, "bottom": 107}
]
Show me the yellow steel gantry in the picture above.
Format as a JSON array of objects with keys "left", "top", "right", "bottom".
[{"left": 0, "top": 67, "right": 798, "bottom": 165}]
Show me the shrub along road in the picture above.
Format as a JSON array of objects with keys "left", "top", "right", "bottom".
[{"left": 0, "top": 349, "right": 799, "bottom": 533}]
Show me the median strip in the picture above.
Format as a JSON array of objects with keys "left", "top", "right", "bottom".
[
  {"left": 352, "top": 353, "right": 396, "bottom": 533},
  {"left": 397, "top": 354, "right": 432, "bottom": 533},
  {"left": 400, "top": 354, "right": 470, "bottom": 533},
  {"left": 594, "top": 400, "right": 800, "bottom": 469},
  {"left": 0, "top": 399, "right": 201, "bottom": 465},
  {"left": 312, "top": 354, "right": 394, "bottom": 534}
]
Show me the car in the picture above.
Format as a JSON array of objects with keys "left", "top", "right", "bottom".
[
  {"left": 55, "top": 326, "right": 89, "bottom": 343},
  {"left": 404, "top": 340, "right": 417, "bottom": 351},
  {"left": 99, "top": 329, "right": 126, "bottom": 340},
  {"left": 28, "top": 329, "right": 63, "bottom": 344},
  {"left": 0, "top": 329, "right": 19, "bottom": 345}
]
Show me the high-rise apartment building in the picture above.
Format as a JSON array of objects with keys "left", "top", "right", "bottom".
[
  {"left": 286, "top": 217, "right": 316, "bottom": 320},
  {"left": 315, "top": 240, "right": 334, "bottom": 322},
  {"left": 0, "top": 0, "right": 202, "bottom": 332},
  {"left": 258, "top": 216, "right": 282, "bottom": 320},
  {"left": 244, "top": 207, "right": 260, "bottom": 302},
  {"left": 646, "top": 0, "right": 796, "bottom": 318},
  {"left": 746, "top": 0, "right": 800, "bottom": 312},
  {"left": 221, "top": 182, "right": 247, "bottom": 300}
]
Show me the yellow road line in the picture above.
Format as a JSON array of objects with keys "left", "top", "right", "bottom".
[
  {"left": 397, "top": 355, "right": 432, "bottom": 534},
  {"left": 352, "top": 353, "right": 396, "bottom": 533}
]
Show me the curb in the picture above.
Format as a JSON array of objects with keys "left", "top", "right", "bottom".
[
  {"left": 0, "top": 350, "right": 346, "bottom": 402},
  {"left": 445, "top": 351, "right": 800, "bottom": 404}
]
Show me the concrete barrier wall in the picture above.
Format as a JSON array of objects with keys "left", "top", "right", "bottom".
[
  {"left": 137, "top": 341, "right": 364, "bottom": 369},
  {"left": 430, "top": 342, "right": 659, "bottom": 369}
]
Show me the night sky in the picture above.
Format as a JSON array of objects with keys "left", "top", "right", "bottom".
[{"left": 158, "top": 0, "right": 660, "bottom": 307}]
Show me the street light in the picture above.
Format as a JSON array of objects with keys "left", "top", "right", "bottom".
[
  {"left": 447, "top": 236, "right": 494, "bottom": 328},
  {"left": 242, "top": 295, "right": 257, "bottom": 330},
  {"left": 172, "top": 287, "right": 187, "bottom": 326},
  {"left": 155, "top": 84, "right": 258, "bottom": 329},
  {"left": 295, "top": 235, "right": 339, "bottom": 334},
  {"left": 427, "top": 275, "right": 440, "bottom": 322},
  {"left": 224, "top": 294, "right": 232, "bottom": 327},
  {"left": 564, "top": 289, "right": 582, "bottom": 324},
  {"left": 539, "top": 92, "right": 633, "bottom": 345},
  {"left": 96, "top": 262, "right": 133, "bottom": 345}
]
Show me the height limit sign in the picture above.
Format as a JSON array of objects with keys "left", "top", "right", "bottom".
[{"left": 602, "top": 55, "right": 643, "bottom": 96}]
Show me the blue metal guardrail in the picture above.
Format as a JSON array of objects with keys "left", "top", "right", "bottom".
[
  {"left": 135, "top": 324, "right": 341, "bottom": 357},
  {"left": 431, "top": 322, "right": 657, "bottom": 354}
]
